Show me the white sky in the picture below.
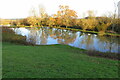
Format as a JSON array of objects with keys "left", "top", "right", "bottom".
[{"left": 0, "top": 0, "right": 119, "bottom": 19}]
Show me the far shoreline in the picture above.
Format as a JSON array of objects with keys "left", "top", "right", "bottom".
[{"left": 3, "top": 25, "right": 120, "bottom": 37}]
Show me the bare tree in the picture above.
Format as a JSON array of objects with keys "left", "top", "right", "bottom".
[
  {"left": 118, "top": 1, "right": 120, "bottom": 18},
  {"left": 29, "top": 7, "right": 37, "bottom": 17},
  {"left": 39, "top": 4, "right": 48, "bottom": 18},
  {"left": 87, "top": 10, "right": 96, "bottom": 18},
  {"left": 112, "top": 0, "right": 119, "bottom": 31}
]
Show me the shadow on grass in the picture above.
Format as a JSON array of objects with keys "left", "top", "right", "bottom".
[{"left": 86, "top": 50, "right": 120, "bottom": 60}]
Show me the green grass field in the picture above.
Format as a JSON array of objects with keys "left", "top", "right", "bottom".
[
  {"left": 2, "top": 27, "right": 120, "bottom": 78},
  {"left": 2, "top": 42, "right": 119, "bottom": 78}
]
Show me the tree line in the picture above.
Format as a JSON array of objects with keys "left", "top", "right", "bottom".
[{"left": 3, "top": 5, "right": 120, "bottom": 34}]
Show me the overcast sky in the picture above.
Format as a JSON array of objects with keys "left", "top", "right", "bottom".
[{"left": 0, "top": 0, "right": 119, "bottom": 19}]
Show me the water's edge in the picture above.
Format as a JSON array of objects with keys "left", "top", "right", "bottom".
[{"left": 11, "top": 27, "right": 120, "bottom": 54}]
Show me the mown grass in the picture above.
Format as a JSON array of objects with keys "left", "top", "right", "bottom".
[
  {"left": 2, "top": 27, "right": 120, "bottom": 78},
  {"left": 2, "top": 42, "right": 120, "bottom": 78}
]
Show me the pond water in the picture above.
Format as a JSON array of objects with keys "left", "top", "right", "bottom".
[{"left": 11, "top": 27, "right": 120, "bottom": 53}]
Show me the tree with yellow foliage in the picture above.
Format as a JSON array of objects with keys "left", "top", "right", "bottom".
[
  {"left": 26, "top": 17, "right": 38, "bottom": 27},
  {"left": 47, "top": 17, "right": 55, "bottom": 27},
  {"left": 78, "top": 10, "right": 98, "bottom": 31},
  {"left": 55, "top": 5, "right": 77, "bottom": 28}
]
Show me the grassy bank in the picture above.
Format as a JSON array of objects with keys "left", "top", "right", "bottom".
[
  {"left": 7, "top": 25, "right": 120, "bottom": 37},
  {"left": 2, "top": 27, "right": 120, "bottom": 60},
  {"left": 2, "top": 27, "right": 120, "bottom": 78},
  {"left": 2, "top": 27, "right": 33, "bottom": 45},
  {"left": 2, "top": 42, "right": 119, "bottom": 78}
]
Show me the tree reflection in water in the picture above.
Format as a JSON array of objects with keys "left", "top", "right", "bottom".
[
  {"left": 50, "top": 28, "right": 77, "bottom": 44},
  {"left": 26, "top": 27, "right": 49, "bottom": 45},
  {"left": 12, "top": 27, "right": 120, "bottom": 53},
  {"left": 97, "top": 36, "right": 119, "bottom": 53}
]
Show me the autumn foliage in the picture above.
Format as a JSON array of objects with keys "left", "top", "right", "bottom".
[{"left": 1, "top": 5, "right": 120, "bottom": 34}]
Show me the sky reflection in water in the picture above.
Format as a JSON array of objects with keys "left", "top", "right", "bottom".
[{"left": 11, "top": 27, "right": 120, "bottom": 53}]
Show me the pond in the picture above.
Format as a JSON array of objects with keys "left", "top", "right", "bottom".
[{"left": 11, "top": 27, "right": 120, "bottom": 54}]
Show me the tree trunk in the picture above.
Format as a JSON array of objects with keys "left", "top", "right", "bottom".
[{"left": 66, "top": 26, "right": 67, "bottom": 28}]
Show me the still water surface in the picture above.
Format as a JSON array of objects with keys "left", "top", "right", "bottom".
[{"left": 11, "top": 27, "right": 120, "bottom": 53}]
